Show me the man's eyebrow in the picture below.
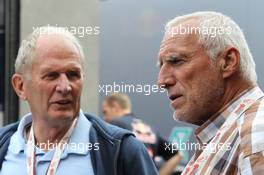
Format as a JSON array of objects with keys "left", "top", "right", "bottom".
[
  {"left": 67, "top": 67, "right": 82, "bottom": 71},
  {"left": 156, "top": 55, "right": 174, "bottom": 68},
  {"left": 39, "top": 67, "right": 55, "bottom": 74},
  {"left": 157, "top": 54, "right": 187, "bottom": 67},
  {"left": 39, "top": 65, "right": 81, "bottom": 74}
]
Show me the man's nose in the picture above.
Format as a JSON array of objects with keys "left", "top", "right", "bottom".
[
  {"left": 56, "top": 74, "right": 72, "bottom": 94},
  {"left": 157, "top": 66, "right": 175, "bottom": 88}
]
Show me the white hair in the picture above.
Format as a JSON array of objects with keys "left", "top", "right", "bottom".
[
  {"left": 15, "top": 26, "right": 85, "bottom": 74},
  {"left": 165, "top": 11, "right": 257, "bottom": 84}
]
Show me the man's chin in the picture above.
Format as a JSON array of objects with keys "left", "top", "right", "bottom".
[
  {"left": 173, "top": 111, "right": 196, "bottom": 125},
  {"left": 173, "top": 111, "right": 184, "bottom": 121},
  {"left": 49, "top": 110, "right": 77, "bottom": 120}
]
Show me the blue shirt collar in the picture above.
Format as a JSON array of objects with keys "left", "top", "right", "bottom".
[{"left": 9, "top": 110, "right": 92, "bottom": 159}]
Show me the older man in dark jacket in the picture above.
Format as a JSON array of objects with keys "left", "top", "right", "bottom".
[{"left": 0, "top": 26, "right": 157, "bottom": 175}]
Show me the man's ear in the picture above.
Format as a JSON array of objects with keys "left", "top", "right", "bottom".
[
  {"left": 218, "top": 47, "right": 240, "bottom": 79},
  {"left": 12, "top": 73, "right": 27, "bottom": 100}
]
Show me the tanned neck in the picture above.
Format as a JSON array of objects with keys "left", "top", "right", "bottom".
[
  {"left": 221, "top": 77, "right": 255, "bottom": 109},
  {"left": 195, "top": 77, "right": 255, "bottom": 126}
]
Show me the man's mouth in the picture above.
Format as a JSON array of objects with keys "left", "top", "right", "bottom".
[
  {"left": 169, "top": 94, "right": 184, "bottom": 107},
  {"left": 52, "top": 99, "right": 72, "bottom": 105},
  {"left": 169, "top": 94, "right": 182, "bottom": 101}
]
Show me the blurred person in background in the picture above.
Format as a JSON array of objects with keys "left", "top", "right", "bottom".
[{"left": 102, "top": 92, "right": 182, "bottom": 175}]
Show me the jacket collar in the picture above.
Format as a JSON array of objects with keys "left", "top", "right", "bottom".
[{"left": 9, "top": 110, "right": 92, "bottom": 156}]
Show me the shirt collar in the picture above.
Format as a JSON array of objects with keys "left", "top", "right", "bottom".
[
  {"left": 9, "top": 110, "right": 91, "bottom": 157},
  {"left": 195, "top": 86, "right": 264, "bottom": 144},
  {"left": 63, "top": 110, "right": 91, "bottom": 156},
  {"left": 9, "top": 113, "right": 32, "bottom": 154}
]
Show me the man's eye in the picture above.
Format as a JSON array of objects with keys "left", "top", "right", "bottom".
[
  {"left": 45, "top": 72, "right": 58, "bottom": 80},
  {"left": 67, "top": 71, "right": 81, "bottom": 79},
  {"left": 165, "top": 56, "right": 184, "bottom": 65}
]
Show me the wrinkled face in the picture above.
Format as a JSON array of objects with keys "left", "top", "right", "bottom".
[
  {"left": 24, "top": 34, "right": 83, "bottom": 125},
  {"left": 102, "top": 101, "right": 118, "bottom": 122},
  {"left": 157, "top": 21, "right": 224, "bottom": 125}
]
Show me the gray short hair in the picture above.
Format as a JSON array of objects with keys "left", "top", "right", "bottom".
[
  {"left": 165, "top": 11, "right": 257, "bottom": 84},
  {"left": 15, "top": 26, "right": 85, "bottom": 74}
]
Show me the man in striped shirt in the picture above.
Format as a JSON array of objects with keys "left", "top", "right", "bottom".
[{"left": 157, "top": 11, "right": 264, "bottom": 174}]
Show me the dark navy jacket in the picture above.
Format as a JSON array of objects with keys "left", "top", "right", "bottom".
[{"left": 0, "top": 114, "right": 158, "bottom": 175}]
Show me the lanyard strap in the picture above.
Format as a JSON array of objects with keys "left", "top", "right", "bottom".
[{"left": 26, "top": 118, "right": 77, "bottom": 175}]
